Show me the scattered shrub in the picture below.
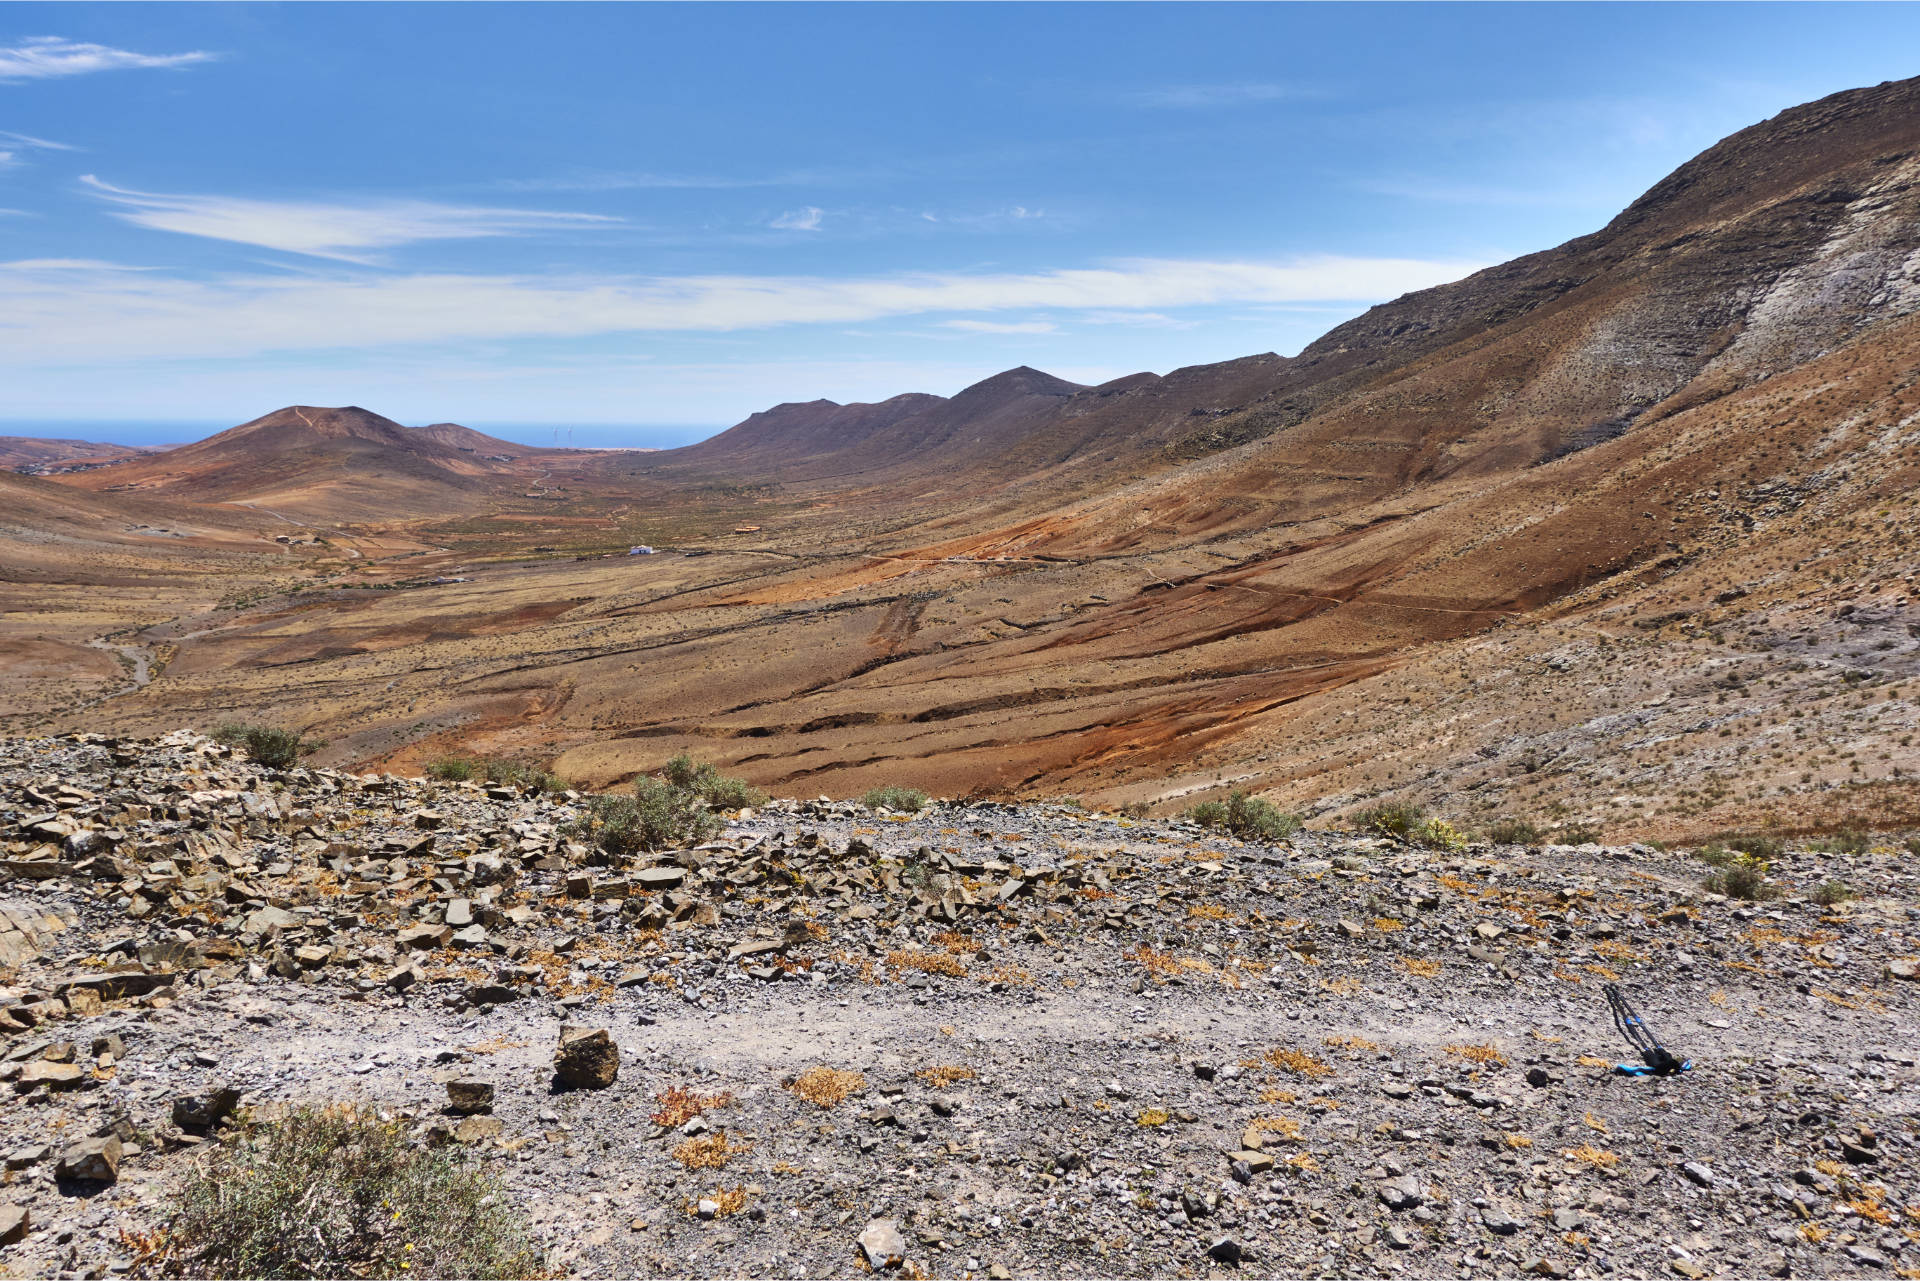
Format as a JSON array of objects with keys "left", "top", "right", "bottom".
[
  {"left": 1810, "top": 829, "right": 1870, "bottom": 856},
  {"left": 1701, "top": 832, "right": 1783, "bottom": 863},
  {"left": 568, "top": 755, "right": 762, "bottom": 855},
  {"left": 484, "top": 758, "right": 569, "bottom": 794},
  {"left": 1412, "top": 818, "right": 1467, "bottom": 852},
  {"left": 1187, "top": 790, "right": 1300, "bottom": 842},
  {"left": 1905, "top": 835, "right": 1920, "bottom": 857},
  {"left": 1812, "top": 880, "right": 1855, "bottom": 906},
  {"left": 1703, "top": 853, "right": 1779, "bottom": 901},
  {"left": 662, "top": 754, "right": 766, "bottom": 809},
  {"left": 1354, "top": 802, "right": 1424, "bottom": 841},
  {"left": 425, "top": 756, "right": 477, "bottom": 781},
  {"left": 1186, "top": 799, "right": 1228, "bottom": 828},
  {"left": 863, "top": 785, "right": 929, "bottom": 813},
  {"left": 1485, "top": 817, "right": 1542, "bottom": 846},
  {"left": 154, "top": 1105, "right": 537, "bottom": 1279},
  {"left": 1552, "top": 820, "right": 1604, "bottom": 846},
  {"left": 1118, "top": 801, "right": 1151, "bottom": 819},
  {"left": 211, "top": 724, "right": 311, "bottom": 770}
]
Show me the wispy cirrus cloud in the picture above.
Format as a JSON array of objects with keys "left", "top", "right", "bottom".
[
  {"left": 80, "top": 176, "right": 618, "bottom": 262},
  {"left": 0, "top": 36, "right": 216, "bottom": 82},
  {"left": 941, "top": 318, "right": 1056, "bottom": 335},
  {"left": 769, "top": 205, "right": 824, "bottom": 231},
  {"left": 0, "top": 252, "right": 1491, "bottom": 364},
  {"left": 1124, "top": 82, "right": 1309, "bottom": 109},
  {"left": 504, "top": 168, "right": 836, "bottom": 193},
  {"left": 0, "top": 129, "right": 75, "bottom": 169}
]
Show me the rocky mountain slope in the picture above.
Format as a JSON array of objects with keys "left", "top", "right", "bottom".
[{"left": 0, "top": 732, "right": 1913, "bottom": 1278}]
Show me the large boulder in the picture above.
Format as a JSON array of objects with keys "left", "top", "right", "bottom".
[{"left": 553, "top": 1026, "right": 619, "bottom": 1089}]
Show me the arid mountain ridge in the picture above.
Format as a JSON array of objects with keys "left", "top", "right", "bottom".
[{"left": 10, "top": 75, "right": 1920, "bottom": 841}]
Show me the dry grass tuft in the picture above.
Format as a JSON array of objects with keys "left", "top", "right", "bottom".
[
  {"left": 1445, "top": 1043, "right": 1508, "bottom": 1066},
  {"left": 1566, "top": 1143, "right": 1620, "bottom": 1169},
  {"left": 786, "top": 1066, "right": 866, "bottom": 1109},
  {"left": 1263, "top": 1047, "right": 1334, "bottom": 1079},
  {"left": 671, "top": 1131, "right": 753, "bottom": 1170},
  {"left": 1323, "top": 1035, "right": 1380, "bottom": 1053},
  {"left": 886, "top": 950, "right": 968, "bottom": 978},
  {"left": 915, "top": 1065, "right": 976, "bottom": 1089},
  {"left": 685, "top": 1186, "right": 748, "bottom": 1219},
  {"left": 1401, "top": 957, "right": 1443, "bottom": 978},
  {"left": 650, "top": 1085, "right": 733, "bottom": 1128},
  {"left": 1135, "top": 1108, "right": 1171, "bottom": 1128}
]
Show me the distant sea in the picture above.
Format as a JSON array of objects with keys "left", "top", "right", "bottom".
[{"left": 0, "top": 420, "right": 724, "bottom": 451}]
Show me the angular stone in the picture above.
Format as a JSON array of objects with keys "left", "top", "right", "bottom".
[
  {"left": 1377, "top": 1174, "right": 1425, "bottom": 1210},
  {"left": 858, "top": 1219, "right": 907, "bottom": 1269},
  {"left": 1207, "top": 1236, "right": 1244, "bottom": 1266},
  {"left": 0, "top": 1204, "right": 25, "bottom": 1245},
  {"left": 447, "top": 1079, "right": 494, "bottom": 1114},
  {"left": 634, "top": 866, "right": 685, "bottom": 891},
  {"left": 16, "top": 1062, "right": 84, "bottom": 1091},
  {"left": 444, "top": 898, "right": 474, "bottom": 928},
  {"left": 172, "top": 1083, "right": 240, "bottom": 1131},
  {"left": 55, "top": 1135, "right": 119, "bottom": 1184},
  {"left": 554, "top": 1026, "right": 619, "bottom": 1089},
  {"left": 397, "top": 924, "right": 451, "bottom": 950}
]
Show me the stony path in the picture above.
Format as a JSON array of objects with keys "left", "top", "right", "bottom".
[{"left": 0, "top": 732, "right": 1914, "bottom": 1278}]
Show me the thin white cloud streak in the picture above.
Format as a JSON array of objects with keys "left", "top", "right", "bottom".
[
  {"left": 0, "top": 130, "right": 74, "bottom": 170},
  {"left": 0, "top": 253, "right": 1491, "bottom": 364},
  {"left": 941, "top": 319, "right": 1056, "bottom": 334},
  {"left": 504, "top": 169, "right": 839, "bottom": 193},
  {"left": 1126, "top": 82, "right": 1307, "bottom": 109},
  {"left": 80, "top": 177, "right": 618, "bottom": 262},
  {"left": 0, "top": 36, "right": 216, "bottom": 82},
  {"left": 769, "top": 206, "right": 824, "bottom": 231}
]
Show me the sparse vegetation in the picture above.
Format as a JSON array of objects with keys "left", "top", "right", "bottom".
[
  {"left": 1485, "top": 817, "right": 1542, "bottom": 845},
  {"left": 1809, "top": 829, "right": 1870, "bottom": 855},
  {"left": 1703, "top": 852, "right": 1780, "bottom": 901},
  {"left": 1355, "top": 801, "right": 1424, "bottom": 841},
  {"left": 1186, "top": 789, "right": 1301, "bottom": 841},
  {"left": 862, "top": 785, "right": 928, "bottom": 813},
  {"left": 1812, "top": 880, "right": 1854, "bottom": 906},
  {"left": 211, "top": 724, "right": 313, "bottom": 770},
  {"left": 568, "top": 754, "right": 761, "bottom": 855},
  {"left": 153, "top": 1105, "right": 537, "bottom": 1279},
  {"left": 785, "top": 1067, "right": 865, "bottom": 1108}
]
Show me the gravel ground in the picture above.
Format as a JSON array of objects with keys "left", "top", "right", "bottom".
[{"left": 0, "top": 731, "right": 1915, "bottom": 1279}]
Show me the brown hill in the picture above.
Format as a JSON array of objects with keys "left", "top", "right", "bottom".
[
  {"left": 54, "top": 405, "right": 512, "bottom": 520},
  {"left": 19, "top": 77, "right": 1920, "bottom": 845},
  {"left": 0, "top": 437, "right": 166, "bottom": 471},
  {"left": 410, "top": 422, "right": 542, "bottom": 456}
]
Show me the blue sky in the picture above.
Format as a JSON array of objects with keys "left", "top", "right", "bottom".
[{"left": 3, "top": 3, "right": 1919, "bottom": 447}]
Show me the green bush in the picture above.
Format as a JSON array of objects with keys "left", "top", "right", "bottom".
[
  {"left": 483, "top": 758, "right": 568, "bottom": 794},
  {"left": 1485, "top": 817, "right": 1542, "bottom": 845},
  {"left": 663, "top": 753, "right": 766, "bottom": 809},
  {"left": 1412, "top": 817, "right": 1468, "bottom": 852},
  {"left": 1703, "top": 853, "right": 1779, "bottom": 901},
  {"left": 1553, "top": 820, "right": 1604, "bottom": 846},
  {"left": 1906, "top": 835, "right": 1920, "bottom": 857},
  {"left": 1355, "top": 801, "right": 1424, "bottom": 841},
  {"left": 569, "top": 755, "right": 760, "bottom": 856},
  {"left": 1702, "top": 832, "right": 1783, "bottom": 861},
  {"left": 212, "top": 724, "right": 311, "bottom": 770},
  {"left": 155, "top": 1106, "right": 538, "bottom": 1279},
  {"left": 1812, "top": 880, "right": 1854, "bottom": 906},
  {"left": 863, "top": 785, "right": 929, "bottom": 813},
  {"left": 1187, "top": 790, "right": 1300, "bottom": 842},
  {"left": 1186, "top": 799, "right": 1228, "bottom": 828},
  {"left": 1810, "top": 829, "right": 1870, "bottom": 856},
  {"left": 427, "top": 756, "right": 567, "bottom": 792}
]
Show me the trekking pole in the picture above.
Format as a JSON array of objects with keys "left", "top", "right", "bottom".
[{"left": 1602, "top": 983, "right": 1689, "bottom": 1076}]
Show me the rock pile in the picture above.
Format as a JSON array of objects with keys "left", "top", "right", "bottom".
[{"left": 0, "top": 731, "right": 1914, "bottom": 1277}]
